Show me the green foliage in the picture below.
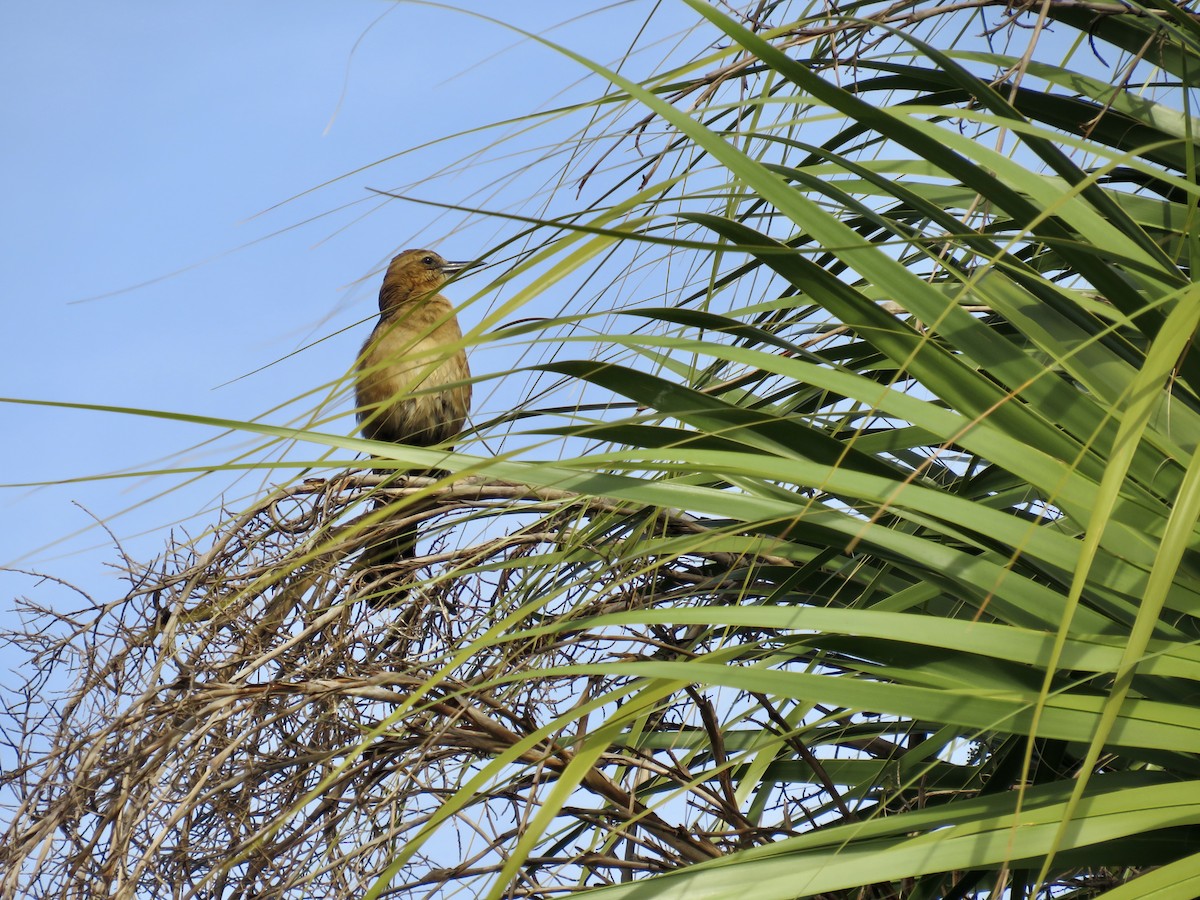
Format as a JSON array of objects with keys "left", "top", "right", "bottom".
[{"left": 432, "top": 1, "right": 1200, "bottom": 896}]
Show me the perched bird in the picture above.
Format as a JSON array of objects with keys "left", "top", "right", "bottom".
[
  {"left": 354, "top": 249, "right": 473, "bottom": 599},
  {"left": 356, "top": 249, "right": 473, "bottom": 447}
]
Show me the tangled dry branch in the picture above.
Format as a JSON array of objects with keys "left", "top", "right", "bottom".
[{"left": 1, "top": 472, "right": 824, "bottom": 899}]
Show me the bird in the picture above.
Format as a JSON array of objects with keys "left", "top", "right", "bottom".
[
  {"left": 354, "top": 248, "right": 474, "bottom": 602},
  {"left": 356, "top": 249, "right": 473, "bottom": 446}
]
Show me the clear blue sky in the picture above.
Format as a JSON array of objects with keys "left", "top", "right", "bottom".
[{"left": 1, "top": 2, "right": 699, "bottom": 612}]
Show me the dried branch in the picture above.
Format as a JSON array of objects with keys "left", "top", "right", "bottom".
[{"left": 0, "top": 471, "right": 821, "bottom": 899}]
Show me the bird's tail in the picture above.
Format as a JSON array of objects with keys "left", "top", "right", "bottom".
[{"left": 357, "top": 495, "right": 420, "bottom": 608}]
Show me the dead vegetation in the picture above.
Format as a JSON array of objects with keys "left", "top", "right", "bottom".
[{"left": 1, "top": 472, "right": 820, "bottom": 899}]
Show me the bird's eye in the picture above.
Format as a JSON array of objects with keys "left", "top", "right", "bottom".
[{"left": 422, "top": 255, "right": 435, "bottom": 266}]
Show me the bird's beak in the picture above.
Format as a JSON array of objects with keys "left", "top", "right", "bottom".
[{"left": 441, "top": 260, "right": 479, "bottom": 277}]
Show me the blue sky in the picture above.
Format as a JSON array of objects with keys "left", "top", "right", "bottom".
[{"left": 2, "top": 2, "right": 700, "bottom": 610}]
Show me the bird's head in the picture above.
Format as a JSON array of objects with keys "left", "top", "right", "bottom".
[{"left": 378, "top": 248, "right": 473, "bottom": 312}]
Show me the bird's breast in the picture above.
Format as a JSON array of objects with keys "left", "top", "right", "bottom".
[{"left": 355, "top": 313, "right": 471, "bottom": 446}]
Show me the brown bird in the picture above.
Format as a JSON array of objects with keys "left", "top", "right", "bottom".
[
  {"left": 355, "top": 249, "right": 474, "bottom": 599},
  {"left": 356, "top": 249, "right": 473, "bottom": 446}
]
